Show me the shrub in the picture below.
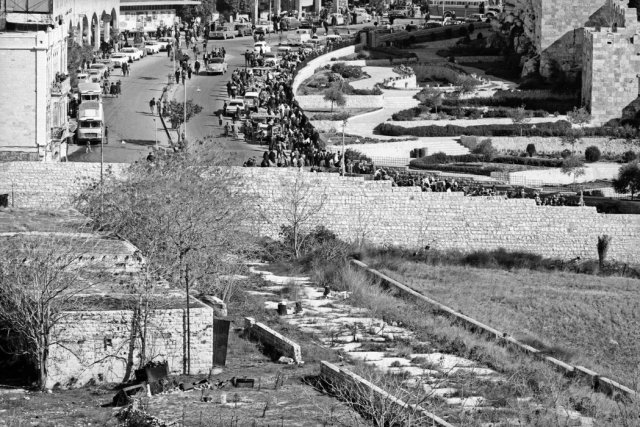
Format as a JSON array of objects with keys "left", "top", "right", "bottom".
[
  {"left": 459, "top": 135, "right": 479, "bottom": 150},
  {"left": 374, "top": 121, "right": 572, "bottom": 138},
  {"left": 409, "top": 161, "right": 501, "bottom": 176},
  {"left": 623, "top": 150, "right": 638, "bottom": 163},
  {"left": 391, "top": 108, "right": 420, "bottom": 121},
  {"left": 331, "top": 62, "right": 363, "bottom": 79},
  {"left": 418, "top": 153, "right": 485, "bottom": 164},
  {"left": 526, "top": 143, "right": 536, "bottom": 157},
  {"left": 561, "top": 149, "right": 572, "bottom": 159},
  {"left": 441, "top": 89, "right": 580, "bottom": 114},
  {"left": 585, "top": 146, "right": 601, "bottom": 162},
  {"left": 472, "top": 139, "right": 496, "bottom": 160},
  {"left": 491, "top": 156, "right": 563, "bottom": 167}
]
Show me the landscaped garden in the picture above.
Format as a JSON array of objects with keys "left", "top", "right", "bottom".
[{"left": 297, "top": 62, "right": 382, "bottom": 96}]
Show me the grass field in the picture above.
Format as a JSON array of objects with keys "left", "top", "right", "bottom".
[{"left": 366, "top": 258, "right": 640, "bottom": 387}]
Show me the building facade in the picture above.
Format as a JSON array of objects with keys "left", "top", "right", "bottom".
[
  {"left": 0, "top": 0, "right": 119, "bottom": 161},
  {"left": 119, "top": 0, "right": 200, "bottom": 33}
]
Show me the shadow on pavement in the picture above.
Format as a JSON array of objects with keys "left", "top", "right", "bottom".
[{"left": 138, "top": 76, "right": 159, "bottom": 80}]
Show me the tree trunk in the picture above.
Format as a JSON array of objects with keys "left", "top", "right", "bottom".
[{"left": 185, "top": 265, "right": 191, "bottom": 376}]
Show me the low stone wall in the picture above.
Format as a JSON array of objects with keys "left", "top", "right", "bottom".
[
  {"left": 0, "top": 161, "right": 128, "bottom": 209},
  {"left": 457, "top": 55, "right": 504, "bottom": 63},
  {"left": 292, "top": 45, "right": 358, "bottom": 97},
  {"left": 319, "top": 361, "right": 454, "bottom": 427},
  {"left": 47, "top": 298, "right": 214, "bottom": 388},
  {"left": 244, "top": 317, "right": 302, "bottom": 363},
  {"left": 296, "top": 94, "right": 384, "bottom": 112},
  {"left": 490, "top": 136, "right": 640, "bottom": 156}
]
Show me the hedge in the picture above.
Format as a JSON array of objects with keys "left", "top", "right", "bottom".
[
  {"left": 375, "top": 121, "right": 572, "bottom": 137},
  {"left": 490, "top": 156, "right": 564, "bottom": 167},
  {"left": 442, "top": 90, "right": 580, "bottom": 114},
  {"left": 417, "top": 153, "right": 485, "bottom": 164},
  {"left": 409, "top": 160, "right": 501, "bottom": 176}
]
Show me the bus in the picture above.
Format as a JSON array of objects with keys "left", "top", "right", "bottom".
[
  {"left": 77, "top": 101, "right": 104, "bottom": 144},
  {"left": 77, "top": 82, "right": 102, "bottom": 103},
  {"left": 426, "top": 0, "right": 503, "bottom": 20}
]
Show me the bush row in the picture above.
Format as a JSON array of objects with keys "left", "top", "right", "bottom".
[
  {"left": 414, "top": 153, "right": 486, "bottom": 164},
  {"left": 375, "top": 121, "right": 572, "bottom": 137},
  {"left": 490, "top": 156, "right": 564, "bottom": 167},
  {"left": 408, "top": 160, "right": 501, "bottom": 175},
  {"left": 391, "top": 106, "right": 552, "bottom": 121},
  {"left": 442, "top": 90, "right": 580, "bottom": 114}
]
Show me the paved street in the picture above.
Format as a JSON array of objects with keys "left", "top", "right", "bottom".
[{"left": 68, "top": 32, "right": 310, "bottom": 165}]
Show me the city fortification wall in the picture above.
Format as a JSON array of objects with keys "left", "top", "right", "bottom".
[{"left": 1, "top": 162, "right": 638, "bottom": 263}]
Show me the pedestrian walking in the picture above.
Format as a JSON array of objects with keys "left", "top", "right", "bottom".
[
  {"left": 149, "top": 97, "right": 156, "bottom": 114},
  {"left": 85, "top": 142, "right": 92, "bottom": 153},
  {"left": 194, "top": 60, "right": 200, "bottom": 75},
  {"left": 175, "top": 69, "right": 181, "bottom": 84},
  {"left": 104, "top": 126, "right": 109, "bottom": 144},
  {"left": 116, "top": 80, "right": 122, "bottom": 96}
]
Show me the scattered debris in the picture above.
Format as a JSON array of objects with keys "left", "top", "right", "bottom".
[
  {"left": 231, "top": 377, "right": 255, "bottom": 388},
  {"left": 113, "top": 384, "right": 146, "bottom": 407}
]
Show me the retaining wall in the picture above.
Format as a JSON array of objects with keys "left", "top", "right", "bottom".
[
  {"left": 319, "top": 361, "right": 453, "bottom": 427},
  {"left": 244, "top": 317, "right": 302, "bottom": 363},
  {"left": 48, "top": 300, "right": 214, "bottom": 388},
  {"left": 292, "top": 45, "right": 358, "bottom": 96},
  {"left": 296, "top": 94, "right": 384, "bottom": 112},
  {"left": 2, "top": 162, "right": 639, "bottom": 263},
  {"left": 0, "top": 161, "right": 128, "bottom": 209}
]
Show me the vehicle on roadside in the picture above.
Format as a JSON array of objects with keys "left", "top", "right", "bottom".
[
  {"left": 235, "top": 23, "right": 253, "bottom": 36},
  {"left": 325, "top": 34, "right": 343, "bottom": 44},
  {"left": 263, "top": 52, "right": 278, "bottom": 67},
  {"left": 244, "top": 91, "right": 260, "bottom": 111},
  {"left": 466, "top": 13, "right": 487, "bottom": 22},
  {"left": 77, "top": 101, "right": 104, "bottom": 144},
  {"left": 89, "top": 63, "right": 110, "bottom": 78},
  {"left": 159, "top": 37, "right": 174, "bottom": 49},
  {"left": 253, "top": 41, "right": 271, "bottom": 54},
  {"left": 87, "top": 69, "right": 103, "bottom": 83},
  {"left": 281, "top": 17, "right": 301, "bottom": 30},
  {"left": 225, "top": 99, "right": 245, "bottom": 115},
  {"left": 121, "top": 47, "right": 143, "bottom": 61},
  {"left": 255, "top": 20, "right": 274, "bottom": 34},
  {"left": 144, "top": 40, "right": 162, "bottom": 54},
  {"left": 109, "top": 53, "right": 129, "bottom": 68},
  {"left": 210, "top": 25, "right": 236, "bottom": 39},
  {"left": 77, "top": 82, "right": 102, "bottom": 103},
  {"left": 75, "top": 72, "right": 90, "bottom": 85},
  {"left": 287, "top": 29, "right": 311, "bottom": 45},
  {"left": 353, "top": 8, "right": 372, "bottom": 23},
  {"left": 206, "top": 57, "right": 228, "bottom": 74}
]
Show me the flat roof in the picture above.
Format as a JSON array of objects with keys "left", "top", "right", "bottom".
[{"left": 120, "top": 0, "right": 201, "bottom": 6}]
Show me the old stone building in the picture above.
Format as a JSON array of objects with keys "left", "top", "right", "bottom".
[{"left": 0, "top": 208, "right": 223, "bottom": 388}]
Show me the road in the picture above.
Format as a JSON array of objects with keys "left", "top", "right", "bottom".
[{"left": 68, "top": 32, "right": 305, "bottom": 164}]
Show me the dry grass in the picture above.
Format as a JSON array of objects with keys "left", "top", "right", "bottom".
[{"left": 373, "top": 260, "right": 640, "bottom": 387}]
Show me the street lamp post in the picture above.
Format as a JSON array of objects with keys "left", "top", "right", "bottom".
[
  {"left": 341, "top": 119, "right": 347, "bottom": 176},
  {"left": 183, "top": 75, "right": 187, "bottom": 145},
  {"left": 153, "top": 118, "right": 158, "bottom": 148}
]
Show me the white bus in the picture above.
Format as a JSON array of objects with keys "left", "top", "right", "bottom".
[
  {"left": 427, "top": 0, "right": 503, "bottom": 19},
  {"left": 77, "top": 101, "right": 104, "bottom": 144},
  {"left": 77, "top": 82, "right": 102, "bottom": 103}
]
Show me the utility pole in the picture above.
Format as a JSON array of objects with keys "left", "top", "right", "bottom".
[
  {"left": 341, "top": 119, "right": 346, "bottom": 175},
  {"left": 100, "top": 127, "right": 104, "bottom": 215},
  {"left": 153, "top": 118, "right": 157, "bottom": 148},
  {"left": 183, "top": 76, "right": 187, "bottom": 145}
]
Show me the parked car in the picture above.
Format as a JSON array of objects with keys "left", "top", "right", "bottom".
[
  {"left": 244, "top": 91, "right": 260, "bottom": 111},
  {"left": 121, "top": 47, "right": 143, "bottom": 61},
  {"left": 144, "top": 41, "right": 161, "bottom": 54},
  {"left": 210, "top": 26, "right": 236, "bottom": 39},
  {"left": 235, "top": 23, "right": 253, "bottom": 37},
  {"left": 86, "top": 69, "right": 103, "bottom": 83},
  {"left": 466, "top": 13, "right": 488, "bottom": 22},
  {"left": 159, "top": 37, "right": 174, "bottom": 49},
  {"left": 89, "top": 63, "right": 109, "bottom": 78},
  {"left": 225, "top": 99, "right": 245, "bottom": 115},
  {"left": 253, "top": 41, "right": 271, "bottom": 54},
  {"left": 109, "top": 53, "right": 129, "bottom": 68},
  {"left": 255, "top": 20, "right": 274, "bottom": 34},
  {"left": 287, "top": 29, "right": 311, "bottom": 45},
  {"left": 263, "top": 52, "right": 278, "bottom": 67},
  {"left": 206, "top": 57, "right": 228, "bottom": 74}
]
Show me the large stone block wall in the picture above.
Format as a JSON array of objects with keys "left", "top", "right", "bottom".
[
  {"left": 245, "top": 317, "right": 303, "bottom": 363},
  {"left": 2, "top": 162, "right": 639, "bottom": 264},
  {"left": 237, "top": 168, "right": 640, "bottom": 264},
  {"left": 47, "top": 301, "right": 214, "bottom": 388},
  {"left": 0, "top": 161, "right": 127, "bottom": 209}
]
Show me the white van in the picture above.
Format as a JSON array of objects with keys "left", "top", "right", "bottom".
[{"left": 286, "top": 29, "right": 311, "bottom": 45}]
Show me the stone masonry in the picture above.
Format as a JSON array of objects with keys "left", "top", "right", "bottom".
[
  {"left": 2, "top": 162, "right": 639, "bottom": 264},
  {"left": 47, "top": 300, "right": 214, "bottom": 389},
  {"left": 582, "top": 0, "right": 640, "bottom": 124}
]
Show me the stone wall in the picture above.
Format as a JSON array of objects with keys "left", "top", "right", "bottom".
[
  {"left": 244, "top": 317, "right": 302, "bottom": 363},
  {"left": 0, "top": 161, "right": 127, "bottom": 209},
  {"left": 319, "top": 361, "right": 453, "bottom": 427},
  {"left": 47, "top": 299, "right": 214, "bottom": 388},
  {"left": 295, "top": 94, "right": 384, "bottom": 112},
  {"left": 237, "top": 168, "right": 640, "bottom": 264},
  {"left": 3, "top": 162, "right": 640, "bottom": 264}
]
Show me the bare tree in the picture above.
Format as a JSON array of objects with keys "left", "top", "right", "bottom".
[
  {"left": 273, "top": 170, "right": 328, "bottom": 259},
  {"left": 0, "top": 235, "right": 100, "bottom": 390},
  {"left": 76, "top": 146, "right": 250, "bottom": 374}
]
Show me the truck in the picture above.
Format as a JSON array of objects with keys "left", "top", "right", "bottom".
[
  {"left": 210, "top": 25, "right": 236, "bottom": 39},
  {"left": 77, "top": 101, "right": 104, "bottom": 144}
]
